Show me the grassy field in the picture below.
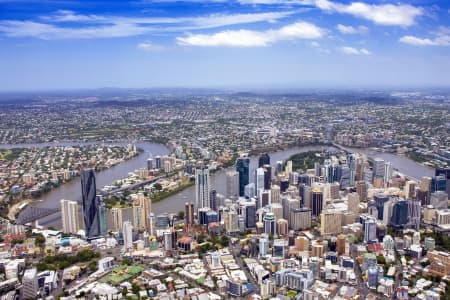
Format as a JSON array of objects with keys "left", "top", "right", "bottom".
[
  {"left": 100, "top": 265, "right": 144, "bottom": 285},
  {"left": 0, "top": 148, "right": 23, "bottom": 161}
]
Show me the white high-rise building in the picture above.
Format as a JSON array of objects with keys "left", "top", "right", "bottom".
[
  {"left": 364, "top": 217, "right": 377, "bottom": 243},
  {"left": 384, "top": 162, "right": 393, "bottom": 185},
  {"left": 285, "top": 161, "right": 293, "bottom": 176},
  {"left": 22, "top": 268, "right": 38, "bottom": 299},
  {"left": 195, "top": 166, "right": 211, "bottom": 211},
  {"left": 61, "top": 199, "right": 79, "bottom": 234},
  {"left": 226, "top": 170, "right": 239, "bottom": 199},
  {"left": 123, "top": 221, "right": 133, "bottom": 250},
  {"left": 383, "top": 200, "right": 395, "bottom": 225},
  {"left": 245, "top": 182, "right": 256, "bottom": 199},
  {"left": 255, "top": 167, "right": 265, "bottom": 193}
]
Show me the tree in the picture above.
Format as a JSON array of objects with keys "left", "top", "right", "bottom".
[
  {"left": 220, "top": 235, "right": 230, "bottom": 247},
  {"left": 89, "top": 261, "right": 97, "bottom": 272},
  {"left": 197, "top": 234, "right": 205, "bottom": 244},
  {"left": 122, "top": 258, "right": 132, "bottom": 266},
  {"left": 36, "top": 262, "right": 49, "bottom": 272},
  {"left": 377, "top": 256, "right": 386, "bottom": 265},
  {"left": 122, "top": 287, "right": 128, "bottom": 297},
  {"left": 58, "top": 260, "right": 71, "bottom": 270},
  {"left": 153, "top": 183, "right": 163, "bottom": 191},
  {"left": 177, "top": 211, "right": 185, "bottom": 220},
  {"left": 132, "top": 283, "right": 140, "bottom": 295},
  {"left": 35, "top": 234, "right": 46, "bottom": 248}
]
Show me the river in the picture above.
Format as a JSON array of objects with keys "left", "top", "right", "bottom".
[
  {"left": 0, "top": 142, "right": 435, "bottom": 228},
  {"left": 340, "top": 146, "right": 435, "bottom": 181},
  {"left": 0, "top": 141, "right": 170, "bottom": 227},
  {"left": 152, "top": 145, "right": 329, "bottom": 216}
]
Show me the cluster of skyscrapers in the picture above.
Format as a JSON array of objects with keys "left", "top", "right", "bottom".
[
  {"left": 60, "top": 169, "right": 152, "bottom": 247},
  {"left": 191, "top": 151, "right": 450, "bottom": 242}
]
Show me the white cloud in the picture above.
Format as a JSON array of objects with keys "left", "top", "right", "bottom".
[
  {"left": 309, "top": 41, "right": 330, "bottom": 53},
  {"left": 42, "top": 10, "right": 294, "bottom": 28},
  {"left": 190, "top": 11, "right": 296, "bottom": 28},
  {"left": 339, "top": 46, "right": 371, "bottom": 55},
  {"left": 137, "top": 41, "right": 165, "bottom": 51},
  {"left": 0, "top": 10, "right": 296, "bottom": 39},
  {"left": 176, "top": 21, "right": 325, "bottom": 47},
  {"left": 399, "top": 34, "right": 450, "bottom": 46},
  {"left": 41, "top": 10, "right": 106, "bottom": 22},
  {"left": 315, "top": 0, "right": 422, "bottom": 26},
  {"left": 0, "top": 20, "right": 150, "bottom": 39},
  {"left": 336, "top": 24, "right": 368, "bottom": 34}
]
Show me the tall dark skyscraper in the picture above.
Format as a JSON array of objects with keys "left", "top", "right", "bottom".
[
  {"left": 311, "top": 189, "right": 323, "bottom": 217},
  {"left": 81, "top": 169, "right": 100, "bottom": 239},
  {"left": 210, "top": 189, "right": 217, "bottom": 211},
  {"left": 258, "top": 153, "right": 270, "bottom": 168},
  {"left": 435, "top": 168, "right": 450, "bottom": 197},
  {"left": 236, "top": 157, "right": 250, "bottom": 197},
  {"left": 390, "top": 200, "right": 409, "bottom": 229},
  {"left": 263, "top": 164, "right": 272, "bottom": 190}
]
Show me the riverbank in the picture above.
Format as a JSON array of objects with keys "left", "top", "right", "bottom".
[
  {"left": 2, "top": 146, "right": 143, "bottom": 220},
  {"left": 151, "top": 179, "right": 195, "bottom": 203},
  {"left": 285, "top": 150, "right": 326, "bottom": 172},
  {"left": 7, "top": 198, "right": 32, "bottom": 220},
  {"left": 9, "top": 141, "right": 434, "bottom": 228}
]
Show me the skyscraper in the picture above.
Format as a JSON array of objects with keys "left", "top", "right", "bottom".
[
  {"left": 373, "top": 158, "right": 385, "bottom": 187},
  {"left": 347, "top": 192, "right": 360, "bottom": 215},
  {"left": 195, "top": 165, "right": 210, "bottom": 211},
  {"left": 263, "top": 164, "right": 272, "bottom": 190},
  {"left": 22, "top": 268, "right": 38, "bottom": 299},
  {"left": 185, "top": 202, "right": 195, "bottom": 226},
  {"left": 311, "top": 189, "right": 323, "bottom": 217},
  {"left": 255, "top": 167, "right": 265, "bottom": 192},
  {"left": 271, "top": 185, "right": 281, "bottom": 204},
  {"left": 245, "top": 202, "right": 256, "bottom": 228},
  {"left": 155, "top": 155, "right": 162, "bottom": 169},
  {"left": 81, "top": 169, "right": 101, "bottom": 239},
  {"left": 338, "top": 165, "right": 351, "bottom": 189},
  {"left": 320, "top": 209, "right": 342, "bottom": 235},
  {"left": 123, "top": 220, "right": 133, "bottom": 250},
  {"left": 263, "top": 212, "right": 276, "bottom": 235},
  {"left": 109, "top": 207, "right": 124, "bottom": 232},
  {"left": 147, "top": 158, "right": 153, "bottom": 171},
  {"left": 258, "top": 153, "right": 270, "bottom": 168},
  {"left": 435, "top": 168, "right": 450, "bottom": 197},
  {"left": 131, "top": 193, "right": 152, "bottom": 232},
  {"left": 236, "top": 157, "right": 250, "bottom": 197},
  {"left": 355, "top": 181, "right": 368, "bottom": 201},
  {"left": 61, "top": 199, "right": 80, "bottom": 234},
  {"left": 210, "top": 189, "right": 217, "bottom": 211},
  {"left": 226, "top": 170, "right": 239, "bottom": 199},
  {"left": 404, "top": 180, "right": 417, "bottom": 200},
  {"left": 390, "top": 200, "right": 409, "bottom": 229},
  {"left": 97, "top": 195, "right": 107, "bottom": 236}
]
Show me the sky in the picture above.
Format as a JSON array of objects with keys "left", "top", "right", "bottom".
[{"left": 0, "top": 0, "right": 449, "bottom": 91}]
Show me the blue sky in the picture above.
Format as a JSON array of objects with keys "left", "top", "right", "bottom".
[{"left": 0, "top": 0, "right": 449, "bottom": 91}]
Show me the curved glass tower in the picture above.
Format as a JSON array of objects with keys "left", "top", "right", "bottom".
[{"left": 81, "top": 169, "right": 100, "bottom": 239}]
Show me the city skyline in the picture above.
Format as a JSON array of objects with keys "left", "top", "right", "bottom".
[{"left": 1, "top": 0, "right": 450, "bottom": 91}]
